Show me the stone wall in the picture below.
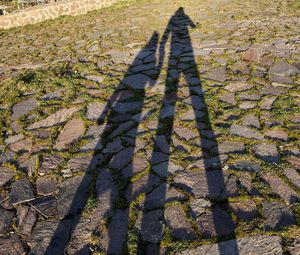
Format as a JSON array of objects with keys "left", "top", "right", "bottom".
[{"left": 0, "top": 0, "right": 122, "bottom": 29}]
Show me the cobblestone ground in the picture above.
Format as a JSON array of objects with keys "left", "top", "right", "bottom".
[{"left": 0, "top": 0, "right": 300, "bottom": 254}]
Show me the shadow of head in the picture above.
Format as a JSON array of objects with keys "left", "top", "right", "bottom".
[
  {"left": 174, "top": 7, "right": 196, "bottom": 28},
  {"left": 146, "top": 31, "right": 159, "bottom": 49}
]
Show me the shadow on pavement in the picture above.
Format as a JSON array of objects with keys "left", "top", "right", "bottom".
[
  {"left": 138, "top": 7, "right": 239, "bottom": 254},
  {"left": 44, "top": 7, "right": 239, "bottom": 255}
]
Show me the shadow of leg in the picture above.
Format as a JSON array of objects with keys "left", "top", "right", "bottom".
[{"left": 41, "top": 32, "right": 161, "bottom": 255}]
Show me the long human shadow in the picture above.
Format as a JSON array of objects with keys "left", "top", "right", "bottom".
[
  {"left": 138, "top": 8, "right": 239, "bottom": 254},
  {"left": 44, "top": 32, "right": 161, "bottom": 255}
]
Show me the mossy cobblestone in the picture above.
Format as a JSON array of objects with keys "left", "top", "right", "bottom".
[{"left": 0, "top": 0, "right": 299, "bottom": 254}]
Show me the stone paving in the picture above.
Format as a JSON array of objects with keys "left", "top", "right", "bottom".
[{"left": 0, "top": 0, "right": 300, "bottom": 254}]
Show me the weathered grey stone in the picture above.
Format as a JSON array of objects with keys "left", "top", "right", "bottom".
[
  {"left": 262, "top": 173, "right": 299, "bottom": 204},
  {"left": 16, "top": 205, "right": 36, "bottom": 236},
  {"left": 98, "top": 209, "right": 129, "bottom": 254},
  {"left": 109, "top": 147, "right": 134, "bottom": 169},
  {"left": 229, "top": 200, "right": 258, "bottom": 220},
  {"left": 175, "top": 127, "right": 199, "bottom": 141},
  {"left": 41, "top": 91, "right": 62, "bottom": 101},
  {"left": 230, "top": 124, "right": 264, "bottom": 140},
  {"left": 0, "top": 166, "right": 15, "bottom": 187},
  {"left": 0, "top": 194, "right": 13, "bottom": 210},
  {"left": 132, "top": 62, "right": 156, "bottom": 73},
  {"left": 263, "top": 201, "right": 295, "bottom": 231},
  {"left": 132, "top": 108, "right": 155, "bottom": 123},
  {"left": 219, "top": 93, "right": 236, "bottom": 105},
  {"left": 269, "top": 61, "right": 299, "bottom": 76},
  {"left": 165, "top": 204, "right": 196, "bottom": 240},
  {"left": 261, "top": 86, "right": 286, "bottom": 96},
  {"left": 39, "top": 154, "right": 63, "bottom": 175},
  {"left": 190, "top": 198, "right": 211, "bottom": 218},
  {"left": 238, "top": 172, "right": 256, "bottom": 195},
  {"left": 291, "top": 114, "right": 300, "bottom": 124},
  {"left": 113, "top": 102, "right": 143, "bottom": 113},
  {"left": 32, "top": 128, "right": 52, "bottom": 139},
  {"left": 103, "top": 137, "right": 123, "bottom": 154},
  {"left": 54, "top": 118, "right": 85, "bottom": 150},
  {"left": 160, "top": 104, "right": 175, "bottom": 119},
  {"left": 283, "top": 146, "right": 300, "bottom": 157},
  {"left": 27, "top": 219, "right": 72, "bottom": 255},
  {"left": 143, "top": 184, "right": 187, "bottom": 210},
  {"left": 149, "top": 151, "right": 169, "bottom": 165},
  {"left": 27, "top": 106, "right": 80, "bottom": 130},
  {"left": 0, "top": 151, "right": 14, "bottom": 164},
  {"left": 111, "top": 89, "right": 135, "bottom": 102},
  {"left": 239, "top": 101, "right": 257, "bottom": 110},
  {"left": 212, "top": 141, "right": 245, "bottom": 154},
  {"left": 253, "top": 142, "right": 279, "bottom": 163},
  {"left": 269, "top": 74, "right": 293, "bottom": 83},
  {"left": 204, "top": 67, "right": 228, "bottom": 82},
  {"left": 67, "top": 211, "right": 99, "bottom": 255},
  {"left": 196, "top": 206, "right": 235, "bottom": 238},
  {"left": 10, "top": 178, "right": 35, "bottom": 205},
  {"left": 4, "top": 134, "right": 24, "bottom": 145},
  {"left": 230, "top": 60, "right": 250, "bottom": 75},
  {"left": 260, "top": 96, "right": 277, "bottom": 110},
  {"left": 109, "top": 120, "right": 135, "bottom": 139},
  {"left": 122, "top": 73, "right": 150, "bottom": 89},
  {"left": 241, "top": 114, "right": 260, "bottom": 129},
  {"left": 179, "top": 109, "right": 205, "bottom": 121},
  {"left": 136, "top": 137, "right": 148, "bottom": 151},
  {"left": 11, "top": 121, "right": 23, "bottom": 133},
  {"left": 174, "top": 170, "right": 237, "bottom": 199},
  {"left": 183, "top": 96, "right": 206, "bottom": 110},
  {"left": 36, "top": 176, "right": 58, "bottom": 196},
  {"left": 0, "top": 235, "right": 24, "bottom": 255},
  {"left": 178, "top": 235, "right": 283, "bottom": 255},
  {"left": 140, "top": 209, "right": 164, "bottom": 243},
  {"left": 264, "top": 119, "right": 284, "bottom": 128},
  {"left": 289, "top": 238, "right": 300, "bottom": 255},
  {"left": 122, "top": 155, "right": 148, "bottom": 177},
  {"left": 0, "top": 208, "right": 14, "bottom": 235},
  {"left": 79, "top": 139, "right": 102, "bottom": 152},
  {"left": 283, "top": 168, "right": 300, "bottom": 189},
  {"left": 126, "top": 173, "right": 161, "bottom": 201},
  {"left": 57, "top": 175, "right": 91, "bottom": 218},
  {"left": 265, "top": 129, "right": 288, "bottom": 142},
  {"left": 96, "top": 169, "right": 117, "bottom": 218},
  {"left": 152, "top": 161, "right": 183, "bottom": 177},
  {"left": 187, "top": 154, "right": 228, "bottom": 170},
  {"left": 155, "top": 135, "right": 170, "bottom": 154},
  {"left": 192, "top": 137, "right": 217, "bottom": 150},
  {"left": 86, "top": 101, "right": 106, "bottom": 121},
  {"left": 19, "top": 155, "right": 37, "bottom": 177},
  {"left": 225, "top": 82, "right": 253, "bottom": 92},
  {"left": 12, "top": 98, "right": 37, "bottom": 120},
  {"left": 8, "top": 137, "right": 32, "bottom": 153},
  {"left": 29, "top": 196, "right": 57, "bottom": 218},
  {"left": 242, "top": 47, "right": 265, "bottom": 62},
  {"left": 67, "top": 155, "right": 95, "bottom": 172},
  {"left": 229, "top": 160, "right": 261, "bottom": 172},
  {"left": 239, "top": 92, "right": 261, "bottom": 101},
  {"left": 83, "top": 74, "right": 104, "bottom": 83},
  {"left": 85, "top": 124, "right": 106, "bottom": 139},
  {"left": 287, "top": 157, "right": 300, "bottom": 170}
]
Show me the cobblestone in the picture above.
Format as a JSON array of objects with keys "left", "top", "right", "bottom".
[{"left": 0, "top": 0, "right": 299, "bottom": 253}]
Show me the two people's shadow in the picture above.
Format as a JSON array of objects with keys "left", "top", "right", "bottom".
[{"left": 43, "top": 7, "right": 238, "bottom": 255}]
